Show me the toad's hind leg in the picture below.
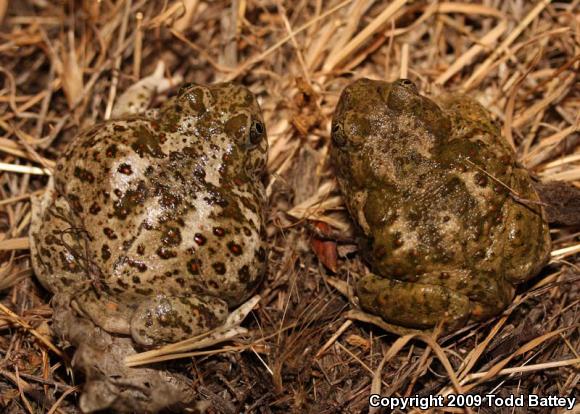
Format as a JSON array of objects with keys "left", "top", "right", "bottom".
[
  {"left": 29, "top": 180, "right": 88, "bottom": 293},
  {"left": 356, "top": 274, "right": 471, "bottom": 330},
  {"left": 502, "top": 168, "right": 551, "bottom": 283},
  {"left": 130, "top": 294, "right": 229, "bottom": 347}
]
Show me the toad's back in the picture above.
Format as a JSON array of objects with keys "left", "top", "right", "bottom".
[
  {"left": 30, "top": 82, "right": 269, "bottom": 345},
  {"left": 330, "top": 78, "right": 550, "bottom": 329}
]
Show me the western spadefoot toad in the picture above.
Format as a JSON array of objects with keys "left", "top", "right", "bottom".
[
  {"left": 330, "top": 78, "right": 550, "bottom": 331},
  {"left": 31, "top": 79, "right": 268, "bottom": 346}
]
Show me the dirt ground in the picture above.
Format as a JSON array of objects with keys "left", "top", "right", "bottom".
[{"left": 0, "top": 1, "right": 578, "bottom": 413}]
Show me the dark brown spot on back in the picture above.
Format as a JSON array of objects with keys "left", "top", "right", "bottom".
[
  {"left": 213, "top": 227, "right": 226, "bottom": 237},
  {"left": 74, "top": 167, "right": 95, "bottom": 183},
  {"left": 212, "top": 262, "right": 226, "bottom": 275},
  {"left": 156, "top": 246, "right": 177, "bottom": 259},
  {"left": 103, "top": 228, "right": 117, "bottom": 240},
  {"left": 194, "top": 233, "right": 207, "bottom": 246},
  {"left": 89, "top": 202, "right": 101, "bottom": 215},
  {"left": 131, "top": 125, "right": 166, "bottom": 158},
  {"left": 113, "top": 181, "right": 148, "bottom": 220},
  {"left": 227, "top": 241, "right": 243, "bottom": 256},
  {"left": 187, "top": 258, "right": 201, "bottom": 275},
  {"left": 118, "top": 163, "right": 133, "bottom": 175},
  {"left": 106, "top": 144, "right": 117, "bottom": 157},
  {"left": 475, "top": 172, "right": 488, "bottom": 187},
  {"left": 101, "top": 244, "right": 111, "bottom": 261},
  {"left": 128, "top": 259, "right": 148, "bottom": 272},
  {"left": 67, "top": 194, "right": 84, "bottom": 213}
]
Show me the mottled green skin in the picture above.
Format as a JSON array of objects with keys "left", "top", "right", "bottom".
[
  {"left": 30, "top": 83, "right": 268, "bottom": 346},
  {"left": 330, "top": 78, "right": 550, "bottom": 330}
]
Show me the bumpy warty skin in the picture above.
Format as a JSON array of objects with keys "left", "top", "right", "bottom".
[
  {"left": 330, "top": 78, "right": 550, "bottom": 330},
  {"left": 30, "top": 82, "right": 268, "bottom": 345}
]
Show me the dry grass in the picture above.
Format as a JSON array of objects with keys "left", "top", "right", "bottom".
[{"left": 0, "top": 0, "right": 578, "bottom": 413}]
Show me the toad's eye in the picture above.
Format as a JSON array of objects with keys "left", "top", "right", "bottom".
[
  {"left": 249, "top": 120, "right": 265, "bottom": 146},
  {"left": 331, "top": 122, "right": 346, "bottom": 147}
]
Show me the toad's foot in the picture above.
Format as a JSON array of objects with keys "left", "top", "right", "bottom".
[
  {"left": 356, "top": 274, "right": 471, "bottom": 330},
  {"left": 130, "top": 294, "right": 229, "bottom": 347},
  {"left": 125, "top": 296, "right": 261, "bottom": 367},
  {"left": 75, "top": 290, "right": 250, "bottom": 348}
]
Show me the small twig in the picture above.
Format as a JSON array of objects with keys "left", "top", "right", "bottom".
[
  {"left": 133, "top": 12, "right": 143, "bottom": 79},
  {"left": 104, "top": 0, "right": 132, "bottom": 120},
  {"left": 0, "top": 162, "right": 51, "bottom": 176},
  {"left": 315, "top": 319, "right": 352, "bottom": 359},
  {"left": 463, "top": 159, "right": 547, "bottom": 208}
]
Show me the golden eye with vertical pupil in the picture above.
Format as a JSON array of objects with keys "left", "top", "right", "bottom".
[{"left": 249, "top": 120, "right": 265, "bottom": 146}]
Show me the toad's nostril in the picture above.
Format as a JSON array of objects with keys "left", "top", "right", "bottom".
[
  {"left": 331, "top": 123, "right": 347, "bottom": 147},
  {"left": 395, "top": 79, "right": 418, "bottom": 93}
]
